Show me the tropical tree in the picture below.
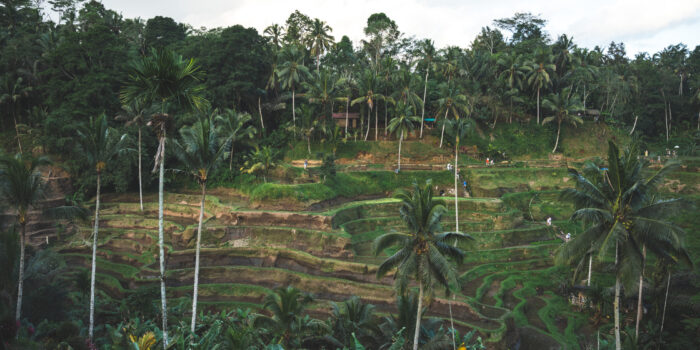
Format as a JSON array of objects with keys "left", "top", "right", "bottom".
[
  {"left": 76, "top": 114, "right": 128, "bottom": 341},
  {"left": 373, "top": 180, "right": 473, "bottom": 350},
  {"left": 352, "top": 69, "right": 392, "bottom": 141},
  {"left": 329, "top": 296, "right": 380, "bottom": 347},
  {"left": 277, "top": 45, "right": 311, "bottom": 136},
  {"left": 302, "top": 69, "right": 347, "bottom": 123},
  {"left": 115, "top": 102, "right": 148, "bottom": 212},
  {"left": 120, "top": 48, "right": 208, "bottom": 347},
  {"left": 387, "top": 102, "right": 420, "bottom": 171},
  {"left": 497, "top": 52, "right": 527, "bottom": 122},
  {"left": 253, "top": 286, "right": 327, "bottom": 348},
  {"left": 418, "top": 39, "right": 437, "bottom": 138},
  {"left": 444, "top": 117, "right": 473, "bottom": 231},
  {"left": 172, "top": 113, "right": 230, "bottom": 333},
  {"left": 0, "top": 154, "right": 48, "bottom": 323},
  {"left": 241, "top": 145, "right": 277, "bottom": 183},
  {"left": 524, "top": 49, "right": 556, "bottom": 124},
  {"left": 214, "top": 108, "right": 256, "bottom": 171},
  {"left": 305, "top": 18, "right": 334, "bottom": 72},
  {"left": 435, "top": 82, "right": 470, "bottom": 148},
  {"left": 542, "top": 88, "right": 583, "bottom": 153},
  {"left": 556, "top": 142, "right": 691, "bottom": 350}
]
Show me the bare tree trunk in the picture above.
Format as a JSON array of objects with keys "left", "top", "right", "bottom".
[
  {"left": 258, "top": 97, "right": 265, "bottom": 130},
  {"left": 229, "top": 143, "right": 235, "bottom": 171},
  {"left": 587, "top": 253, "right": 592, "bottom": 286},
  {"left": 15, "top": 221, "right": 26, "bottom": 323},
  {"left": 364, "top": 108, "right": 371, "bottom": 141},
  {"left": 662, "top": 90, "right": 669, "bottom": 142},
  {"left": 307, "top": 135, "right": 311, "bottom": 155},
  {"left": 158, "top": 142, "right": 169, "bottom": 348},
  {"left": 345, "top": 98, "right": 349, "bottom": 135},
  {"left": 375, "top": 105, "right": 379, "bottom": 140},
  {"left": 635, "top": 245, "right": 646, "bottom": 339},
  {"left": 413, "top": 284, "right": 423, "bottom": 350},
  {"left": 659, "top": 271, "right": 671, "bottom": 346},
  {"left": 397, "top": 129, "right": 403, "bottom": 170},
  {"left": 138, "top": 127, "right": 143, "bottom": 212},
  {"left": 190, "top": 183, "right": 207, "bottom": 333},
  {"left": 552, "top": 119, "right": 561, "bottom": 153},
  {"left": 292, "top": 89, "right": 296, "bottom": 138},
  {"left": 439, "top": 109, "right": 448, "bottom": 148},
  {"left": 537, "top": 88, "right": 540, "bottom": 125},
  {"left": 89, "top": 173, "right": 101, "bottom": 340},
  {"left": 614, "top": 242, "right": 621, "bottom": 350},
  {"left": 420, "top": 69, "right": 429, "bottom": 138},
  {"left": 629, "top": 115, "right": 638, "bottom": 135},
  {"left": 454, "top": 138, "right": 459, "bottom": 233},
  {"left": 13, "top": 115, "right": 23, "bottom": 154},
  {"left": 384, "top": 99, "right": 388, "bottom": 136}
]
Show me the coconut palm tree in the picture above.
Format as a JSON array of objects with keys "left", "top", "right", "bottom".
[
  {"left": 115, "top": 102, "right": 148, "bottom": 212},
  {"left": 524, "top": 49, "right": 556, "bottom": 124},
  {"left": 373, "top": 180, "right": 473, "bottom": 350},
  {"left": 277, "top": 45, "right": 312, "bottom": 137},
  {"left": 352, "top": 69, "right": 392, "bottom": 141},
  {"left": 172, "top": 113, "right": 230, "bottom": 333},
  {"left": 120, "top": 48, "right": 208, "bottom": 347},
  {"left": 253, "top": 286, "right": 327, "bottom": 348},
  {"left": 214, "top": 108, "right": 256, "bottom": 171},
  {"left": 76, "top": 114, "right": 128, "bottom": 341},
  {"left": 0, "top": 154, "right": 48, "bottom": 323},
  {"left": 497, "top": 52, "right": 527, "bottom": 122},
  {"left": 444, "top": 117, "right": 473, "bottom": 232},
  {"left": 435, "top": 82, "right": 470, "bottom": 148},
  {"left": 542, "top": 88, "right": 583, "bottom": 153},
  {"left": 387, "top": 102, "right": 420, "bottom": 171},
  {"left": 302, "top": 69, "right": 347, "bottom": 123},
  {"left": 556, "top": 142, "right": 690, "bottom": 350},
  {"left": 305, "top": 18, "right": 334, "bottom": 72},
  {"left": 329, "top": 296, "right": 380, "bottom": 347},
  {"left": 418, "top": 39, "right": 437, "bottom": 138}
]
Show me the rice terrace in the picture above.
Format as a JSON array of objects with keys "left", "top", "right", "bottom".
[{"left": 0, "top": 1, "right": 699, "bottom": 349}]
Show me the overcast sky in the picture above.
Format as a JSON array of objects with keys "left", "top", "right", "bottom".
[{"left": 86, "top": 0, "right": 700, "bottom": 56}]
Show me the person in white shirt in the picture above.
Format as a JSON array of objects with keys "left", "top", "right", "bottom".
[{"left": 546, "top": 217, "right": 552, "bottom": 226}]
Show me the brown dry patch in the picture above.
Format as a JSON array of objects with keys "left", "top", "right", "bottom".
[{"left": 217, "top": 211, "right": 333, "bottom": 231}]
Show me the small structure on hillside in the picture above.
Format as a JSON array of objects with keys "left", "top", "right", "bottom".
[{"left": 332, "top": 112, "right": 360, "bottom": 129}]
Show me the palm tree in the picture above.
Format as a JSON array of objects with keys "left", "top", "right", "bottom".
[
  {"left": 418, "top": 39, "right": 437, "bottom": 138},
  {"left": 392, "top": 68, "right": 423, "bottom": 115},
  {"left": 302, "top": 69, "right": 347, "bottom": 123},
  {"left": 524, "top": 49, "right": 556, "bottom": 124},
  {"left": 556, "top": 142, "right": 690, "bottom": 350},
  {"left": 172, "top": 114, "right": 230, "bottom": 333},
  {"left": 241, "top": 146, "right": 277, "bottom": 183},
  {"left": 0, "top": 76, "right": 31, "bottom": 154},
  {"left": 387, "top": 102, "right": 420, "bottom": 171},
  {"left": 120, "top": 48, "right": 207, "bottom": 347},
  {"left": 0, "top": 154, "right": 48, "bottom": 323},
  {"left": 277, "top": 45, "right": 312, "bottom": 137},
  {"left": 330, "top": 296, "right": 379, "bottom": 347},
  {"left": 76, "top": 114, "right": 128, "bottom": 341},
  {"left": 115, "top": 102, "right": 148, "bottom": 212},
  {"left": 263, "top": 24, "right": 284, "bottom": 51},
  {"left": 444, "top": 117, "right": 473, "bottom": 232},
  {"left": 435, "top": 82, "right": 470, "bottom": 148},
  {"left": 305, "top": 18, "right": 334, "bottom": 72},
  {"left": 497, "top": 52, "right": 527, "bottom": 123},
  {"left": 214, "top": 108, "right": 256, "bottom": 171},
  {"left": 373, "top": 180, "right": 473, "bottom": 350},
  {"left": 253, "top": 286, "right": 327, "bottom": 348},
  {"left": 542, "top": 88, "right": 583, "bottom": 153},
  {"left": 352, "top": 70, "right": 392, "bottom": 141}
]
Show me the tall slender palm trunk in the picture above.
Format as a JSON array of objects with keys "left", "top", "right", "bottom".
[
  {"left": 384, "top": 100, "right": 388, "bottom": 136},
  {"left": 292, "top": 89, "right": 296, "bottom": 138},
  {"left": 364, "top": 108, "right": 371, "bottom": 141},
  {"left": 15, "top": 220, "right": 26, "bottom": 322},
  {"left": 158, "top": 141, "right": 169, "bottom": 347},
  {"left": 413, "top": 284, "right": 424, "bottom": 350},
  {"left": 439, "top": 109, "right": 448, "bottom": 148},
  {"left": 552, "top": 119, "right": 562, "bottom": 153},
  {"left": 397, "top": 130, "right": 403, "bottom": 170},
  {"left": 614, "top": 243, "right": 621, "bottom": 350},
  {"left": 138, "top": 128, "right": 143, "bottom": 212},
  {"left": 229, "top": 143, "right": 235, "bottom": 171},
  {"left": 537, "top": 88, "right": 540, "bottom": 125},
  {"left": 88, "top": 173, "right": 101, "bottom": 340},
  {"left": 13, "top": 116, "right": 23, "bottom": 154},
  {"left": 345, "top": 98, "right": 349, "bottom": 135},
  {"left": 635, "top": 245, "right": 646, "bottom": 339},
  {"left": 420, "top": 69, "right": 429, "bottom": 138},
  {"left": 258, "top": 97, "right": 265, "bottom": 132},
  {"left": 191, "top": 183, "right": 207, "bottom": 333},
  {"left": 375, "top": 106, "right": 379, "bottom": 141},
  {"left": 449, "top": 137, "right": 459, "bottom": 350},
  {"left": 587, "top": 253, "right": 592, "bottom": 286},
  {"left": 659, "top": 271, "right": 671, "bottom": 345}
]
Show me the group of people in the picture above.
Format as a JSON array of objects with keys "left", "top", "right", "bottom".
[
  {"left": 485, "top": 157, "right": 495, "bottom": 166},
  {"left": 546, "top": 216, "right": 571, "bottom": 241},
  {"left": 643, "top": 147, "right": 679, "bottom": 164}
]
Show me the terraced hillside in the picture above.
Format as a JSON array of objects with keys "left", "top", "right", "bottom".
[{"left": 37, "top": 163, "right": 604, "bottom": 349}]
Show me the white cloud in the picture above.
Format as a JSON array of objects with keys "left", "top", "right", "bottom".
[{"left": 98, "top": 0, "right": 700, "bottom": 55}]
